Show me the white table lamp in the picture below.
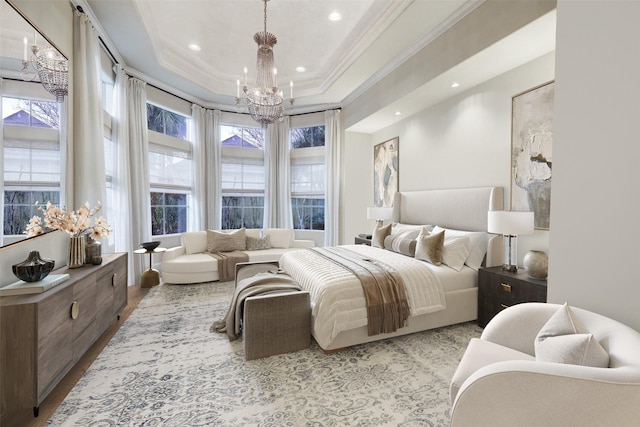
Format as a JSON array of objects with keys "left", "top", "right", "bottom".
[
  {"left": 367, "top": 206, "right": 393, "bottom": 227},
  {"left": 487, "top": 210, "right": 534, "bottom": 272}
]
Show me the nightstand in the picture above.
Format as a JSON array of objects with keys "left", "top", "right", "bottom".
[
  {"left": 354, "top": 236, "right": 372, "bottom": 245},
  {"left": 477, "top": 266, "right": 547, "bottom": 327}
]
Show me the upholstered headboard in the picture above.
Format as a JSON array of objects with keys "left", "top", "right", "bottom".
[{"left": 392, "top": 187, "right": 504, "bottom": 267}]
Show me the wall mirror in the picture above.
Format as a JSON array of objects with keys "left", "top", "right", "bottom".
[{"left": 1, "top": 0, "right": 67, "bottom": 248}]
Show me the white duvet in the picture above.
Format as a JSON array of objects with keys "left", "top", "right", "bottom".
[{"left": 279, "top": 244, "right": 446, "bottom": 348}]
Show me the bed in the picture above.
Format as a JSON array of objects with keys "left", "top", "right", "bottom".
[{"left": 279, "top": 186, "right": 504, "bottom": 351}]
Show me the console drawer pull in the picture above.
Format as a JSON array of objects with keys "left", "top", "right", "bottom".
[
  {"left": 112, "top": 274, "right": 117, "bottom": 287},
  {"left": 501, "top": 283, "right": 512, "bottom": 292},
  {"left": 70, "top": 301, "right": 79, "bottom": 319}
]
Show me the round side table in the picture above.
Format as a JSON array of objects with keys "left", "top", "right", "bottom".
[{"left": 134, "top": 247, "right": 166, "bottom": 288}]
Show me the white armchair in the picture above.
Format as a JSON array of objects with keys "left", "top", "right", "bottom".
[{"left": 450, "top": 302, "right": 640, "bottom": 427}]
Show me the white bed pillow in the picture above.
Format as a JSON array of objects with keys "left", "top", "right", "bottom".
[
  {"left": 535, "top": 303, "right": 609, "bottom": 368},
  {"left": 441, "top": 235, "right": 471, "bottom": 271},
  {"left": 391, "top": 223, "right": 432, "bottom": 236},
  {"left": 432, "top": 226, "right": 490, "bottom": 271}
]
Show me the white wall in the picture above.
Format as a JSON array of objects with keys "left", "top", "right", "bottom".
[
  {"left": 341, "top": 52, "right": 555, "bottom": 264},
  {"left": 340, "top": 131, "right": 373, "bottom": 244},
  {"left": 549, "top": 0, "right": 640, "bottom": 331}
]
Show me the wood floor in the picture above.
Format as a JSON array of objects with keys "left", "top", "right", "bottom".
[{"left": 0, "top": 284, "right": 150, "bottom": 427}]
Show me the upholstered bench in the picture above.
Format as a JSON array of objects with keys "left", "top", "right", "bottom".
[{"left": 235, "top": 262, "right": 311, "bottom": 361}]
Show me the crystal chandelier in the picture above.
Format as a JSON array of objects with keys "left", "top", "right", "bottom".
[
  {"left": 236, "top": 0, "right": 294, "bottom": 127},
  {"left": 20, "top": 34, "right": 68, "bottom": 103}
]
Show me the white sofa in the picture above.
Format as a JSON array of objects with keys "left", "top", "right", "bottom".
[
  {"left": 450, "top": 302, "right": 640, "bottom": 427},
  {"left": 161, "top": 228, "right": 315, "bottom": 284}
]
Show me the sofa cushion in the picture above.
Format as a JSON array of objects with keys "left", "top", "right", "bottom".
[
  {"left": 207, "top": 228, "right": 247, "bottom": 252},
  {"left": 245, "top": 248, "right": 300, "bottom": 262},
  {"left": 450, "top": 337, "right": 535, "bottom": 404},
  {"left": 264, "top": 228, "right": 294, "bottom": 249},
  {"left": 161, "top": 253, "right": 219, "bottom": 274},
  {"left": 245, "top": 228, "right": 262, "bottom": 239},
  {"left": 535, "top": 303, "right": 609, "bottom": 368},
  {"left": 182, "top": 231, "right": 208, "bottom": 255}
]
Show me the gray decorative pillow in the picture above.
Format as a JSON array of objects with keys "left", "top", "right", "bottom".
[
  {"left": 207, "top": 228, "right": 246, "bottom": 252},
  {"left": 535, "top": 303, "right": 609, "bottom": 368},
  {"left": 246, "top": 235, "right": 271, "bottom": 251},
  {"left": 415, "top": 230, "right": 444, "bottom": 265},
  {"left": 372, "top": 223, "right": 392, "bottom": 248}
]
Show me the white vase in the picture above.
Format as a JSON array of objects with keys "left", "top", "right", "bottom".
[{"left": 523, "top": 250, "right": 548, "bottom": 280}]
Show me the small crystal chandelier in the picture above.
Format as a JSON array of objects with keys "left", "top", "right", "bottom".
[
  {"left": 20, "top": 34, "right": 68, "bottom": 103},
  {"left": 236, "top": 0, "right": 294, "bottom": 127}
]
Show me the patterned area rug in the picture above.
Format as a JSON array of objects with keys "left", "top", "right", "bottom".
[{"left": 46, "top": 281, "right": 481, "bottom": 426}]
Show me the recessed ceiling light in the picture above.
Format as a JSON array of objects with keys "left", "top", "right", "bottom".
[
  {"left": 451, "top": 82, "right": 460, "bottom": 88},
  {"left": 296, "top": 66, "right": 306, "bottom": 73},
  {"left": 188, "top": 43, "right": 201, "bottom": 51},
  {"left": 328, "top": 11, "right": 342, "bottom": 22},
  {"left": 394, "top": 111, "right": 402, "bottom": 116}
]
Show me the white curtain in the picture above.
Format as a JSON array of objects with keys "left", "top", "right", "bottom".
[
  {"left": 206, "top": 109, "right": 222, "bottom": 229},
  {"left": 264, "top": 118, "right": 293, "bottom": 228},
  {"left": 190, "top": 104, "right": 206, "bottom": 231},
  {"left": 112, "top": 65, "right": 134, "bottom": 284},
  {"left": 325, "top": 109, "right": 342, "bottom": 246},
  {"left": 126, "top": 78, "right": 151, "bottom": 283},
  {"left": 71, "top": 10, "right": 105, "bottom": 210}
]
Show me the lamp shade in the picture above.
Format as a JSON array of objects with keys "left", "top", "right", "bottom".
[
  {"left": 487, "top": 211, "right": 534, "bottom": 235},
  {"left": 367, "top": 206, "right": 394, "bottom": 221}
]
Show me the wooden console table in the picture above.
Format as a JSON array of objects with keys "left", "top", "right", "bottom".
[{"left": 0, "top": 253, "right": 128, "bottom": 417}]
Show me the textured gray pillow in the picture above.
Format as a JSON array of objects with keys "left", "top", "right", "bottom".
[
  {"left": 246, "top": 235, "right": 271, "bottom": 251},
  {"left": 207, "top": 228, "right": 246, "bottom": 252},
  {"left": 372, "top": 223, "right": 392, "bottom": 248},
  {"left": 535, "top": 303, "right": 609, "bottom": 368},
  {"left": 415, "top": 230, "right": 444, "bottom": 265}
]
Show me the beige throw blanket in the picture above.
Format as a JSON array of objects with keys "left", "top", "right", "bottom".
[
  {"left": 207, "top": 251, "right": 249, "bottom": 282},
  {"left": 310, "top": 247, "right": 410, "bottom": 336},
  {"left": 211, "top": 270, "right": 301, "bottom": 340}
]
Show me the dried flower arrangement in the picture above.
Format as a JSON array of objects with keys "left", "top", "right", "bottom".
[{"left": 25, "top": 201, "right": 112, "bottom": 239}]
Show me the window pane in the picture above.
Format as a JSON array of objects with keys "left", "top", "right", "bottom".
[
  {"left": 147, "top": 104, "right": 164, "bottom": 133},
  {"left": 292, "top": 197, "right": 324, "bottom": 231},
  {"left": 164, "top": 110, "right": 187, "bottom": 139},
  {"left": 221, "top": 124, "right": 264, "bottom": 149},
  {"left": 3, "top": 190, "right": 60, "bottom": 235},
  {"left": 221, "top": 195, "right": 264, "bottom": 229},
  {"left": 150, "top": 191, "right": 188, "bottom": 236},
  {"left": 2, "top": 97, "right": 59, "bottom": 129},
  {"left": 291, "top": 125, "right": 325, "bottom": 149}
]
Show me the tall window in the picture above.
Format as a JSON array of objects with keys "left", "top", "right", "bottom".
[
  {"left": 290, "top": 125, "right": 325, "bottom": 230},
  {"left": 147, "top": 103, "right": 191, "bottom": 235},
  {"left": 221, "top": 124, "right": 265, "bottom": 229},
  {"left": 2, "top": 95, "right": 61, "bottom": 237}
]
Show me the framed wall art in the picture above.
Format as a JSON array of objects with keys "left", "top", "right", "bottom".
[
  {"left": 511, "top": 81, "right": 554, "bottom": 230},
  {"left": 373, "top": 137, "right": 399, "bottom": 207}
]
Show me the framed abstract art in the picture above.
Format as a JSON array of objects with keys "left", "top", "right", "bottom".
[
  {"left": 373, "top": 137, "right": 399, "bottom": 207},
  {"left": 511, "top": 81, "right": 554, "bottom": 230}
]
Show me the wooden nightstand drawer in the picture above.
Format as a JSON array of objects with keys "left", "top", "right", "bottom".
[{"left": 478, "top": 266, "right": 547, "bottom": 327}]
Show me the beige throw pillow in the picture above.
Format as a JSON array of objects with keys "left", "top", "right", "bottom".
[
  {"left": 415, "top": 230, "right": 445, "bottom": 265},
  {"left": 372, "top": 223, "right": 392, "bottom": 248},
  {"left": 535, "top": 303, "right": 609, "bottom": 368},
  {"left": 207, "top": 228, "right": 247, "bottom": 252}
]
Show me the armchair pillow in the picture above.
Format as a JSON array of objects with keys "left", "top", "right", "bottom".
[{"left": 535, "top": 303, "right": 609, "bottom": 368}]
